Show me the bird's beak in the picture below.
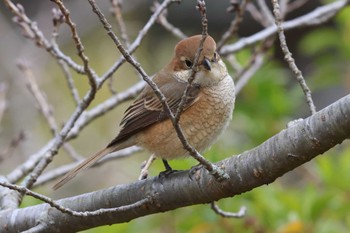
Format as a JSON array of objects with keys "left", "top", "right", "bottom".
[{"left": 202, "top": 57, "right": 211, "bottom": 71}]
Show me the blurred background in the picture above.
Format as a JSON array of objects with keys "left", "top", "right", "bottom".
[{"left": 1, "top": 0, "right": 350, "bottom": 232}]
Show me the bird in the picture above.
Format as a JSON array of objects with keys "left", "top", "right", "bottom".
[{"left": 53, "top": 35, "right": 235, "bottom": 190}]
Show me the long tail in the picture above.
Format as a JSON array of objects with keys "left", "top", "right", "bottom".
[{"left": 53, "top": 146, "right": 115, "bottom": 190}]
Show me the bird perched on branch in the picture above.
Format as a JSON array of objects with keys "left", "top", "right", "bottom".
[{"left": 53, "top": 35, "right": 235, "bottom": 190}]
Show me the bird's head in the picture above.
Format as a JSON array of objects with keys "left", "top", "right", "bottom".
[{"left": 168, "top": 35, "right": 228, "bottom": 86}]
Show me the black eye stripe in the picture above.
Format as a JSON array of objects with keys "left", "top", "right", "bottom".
[{"left": 212, "top": 52, "right": 217, "bottom": 62}]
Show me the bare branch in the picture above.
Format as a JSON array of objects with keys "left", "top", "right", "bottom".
[
  {"left": 287, "top": 0, "right": 309, "bottom": 13},
  {"left": 17, "top": 60, "right": 58, "bottom": 135},
  {"left": 0, "top": 181, "right": 152, "bottom": 217},
  {"left": 56, "top": 59, "right": 81, "bottom": 105},
  {"left": 108, "top": 0, "right": 130, "bottom": 94},
  {"left": 0, "top": 83, "right": 8, "bottom": 126},
  {"left": 6, "top": 139, "right": 55, "bottom": 183},
  {"left": 138, "top": 154, "right": 156, "bottom": 180},
  {"left": 98, "top": 0, "right": 176, "bottom": 84},
  {"left": 256, "top": 0, "right": 275, "bottom": 26},
  {"left": 220, "top": 0, "right": 348, "bottom": 56},
  {"left": 17, "top": 0, "right": 109, "bottom": 193},
  {"left": 3, "top": 0, "right": 85, "bottom": 73},
  {"left": 110, "top": 0, "right": 130, "bottom": 47},
  {"left": 51, "top": 12, "right": 81, "bottom": 105},
  {"left": 245, "top": 3, "right": 266, "bottom": 26},
  {"left": 235, "top": 51, "right": 266, "bottom": 94},
  {"left": 0, "top": 176, "right": 20, "bottom": 210},
  {"left": 153, "top": 1, "right": 187, "bottom": 40},
  {"left": 210, "top": 202, "right": 246, "bottom": 218},
  {"left": 271, "top": 0, "right": 316, "bottom": 115},
  {"left": 51, "top": 0, "right": 98, "bottom": 89},
  {"left": 0, "top": 132, "right": 26, "bottom": 163},
  {"left": 217, "top": 0, "right": 248, "bottom": 49},
  {"left": 62, "top": 143, "right": 83, "bottom": 162},
  {"left": 235, "top": 37, "right": 275, "bottom": 94}
]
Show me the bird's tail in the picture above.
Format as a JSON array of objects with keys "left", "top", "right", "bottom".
[{"left": 53, "top": 145, "right": 117, "bottom": 190}]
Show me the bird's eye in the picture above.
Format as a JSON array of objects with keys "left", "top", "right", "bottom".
[{"left": 185, "top": 59, "right": 193, "bottom": 68}]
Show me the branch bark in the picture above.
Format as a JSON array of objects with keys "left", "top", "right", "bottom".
[{"left": 1, "top": 94, "right": 349, "bottom": 232}]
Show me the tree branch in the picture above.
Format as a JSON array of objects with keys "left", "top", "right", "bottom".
[
  {"left": 1, "top": 94, "right": 349, "bottom": 232},
  {"left": 271, "top": 0, "right": 316, "bottom": 115},
  {"left": 220, "top": 0, "right": 348, "bottom": 56}
]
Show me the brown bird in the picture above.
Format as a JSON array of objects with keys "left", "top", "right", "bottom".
[{"left": 53, "top": 35, "right": 235, "bottom": 190}]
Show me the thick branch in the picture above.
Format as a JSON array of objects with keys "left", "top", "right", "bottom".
[{"left": 1, "top": 94, "right": 349, "bottom": 232}]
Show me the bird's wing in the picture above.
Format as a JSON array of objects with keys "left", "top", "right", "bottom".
[{"left": 107, "top": 78, "right": 201, "bottom": 147}]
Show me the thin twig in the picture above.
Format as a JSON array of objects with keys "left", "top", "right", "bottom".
[
  {"left": 98, "top": 0, "right": 176, "bottom": 84},
  {"left": 256, "top": 0, "right": 275, "bottom": 26},
  {"left": 6, "top": 139, "right": 55, "bottom": 184},
  {"left": 0, "top": 132, "right": 26, "bottom": 163},
  {"left": 139, "top": 154, "right": 156, "bottom": 180},
  {"left": 62, "top": 143, "right": 83, "bottom": 162},
  {"left": 287, "top": 0, "right": 309, "bottom": 13},
  {"left": 109, "top": 0, "right": 129, "bottom": 94},
  {"left": 153, "top": 1, "right": 187, "bottom": 40},
  {"left": 51, "top": 10, "right": 81, "bottom": 105},
  {"left": 217, "top": 0, "right": 248, "bottom": 49},
  {"left": 57, "top": 59, "right": 81, "bottom": 105},
  {"left": 3, "top": 0, "right": 85, "bottom": 73},
  {"left": 210, "top": 201, "right": 247, "bottom": 218},
  {"left": 110, "top": 0, "right": 130, "bottom": 47},
  {"left": 52, "top": 0, "right": 98, "bottom": 89},
  {"left": 245, "top": 3, "right": 265, "bottom": 27},
  {"left": 17, "top": 60, "right": 58, "bottom": 135},
  {"left": 235, "top": 37, "right": 275, "bottom": 94},
  {"left": 235, "top": 52, "right": 266, "bottom": 94},
  {"left": 0, "top": 181, "right": 152, "bottom": 217},
  {"left": 17, "top": 0, "right": 103, "bottom": 193},
  {"left": 220, "top": 0, "right": 348, "bottom": 56},
  {"left": 271, "top": 0, "right": 316, "bottom": 115},
  {"left": 0, "top": 83, "right": 8, "bottom": 126},
  {"left": 225, "top": 54, "right": 242, "bottom": 74},
  {"left": 279, "top": 0, "right": 289, "bottom": 18}
]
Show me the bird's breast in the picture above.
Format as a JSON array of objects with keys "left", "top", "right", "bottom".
[{"left": 137, "top": 75, "right": 235, "bottom": 159}]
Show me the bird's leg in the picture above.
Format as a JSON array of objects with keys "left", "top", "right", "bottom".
[
  {"left": 158, "top": 159, "right": 179, "bottom": 178},
  {"left": 162, "top": 159, "right": 173, "bottom": 172}
]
